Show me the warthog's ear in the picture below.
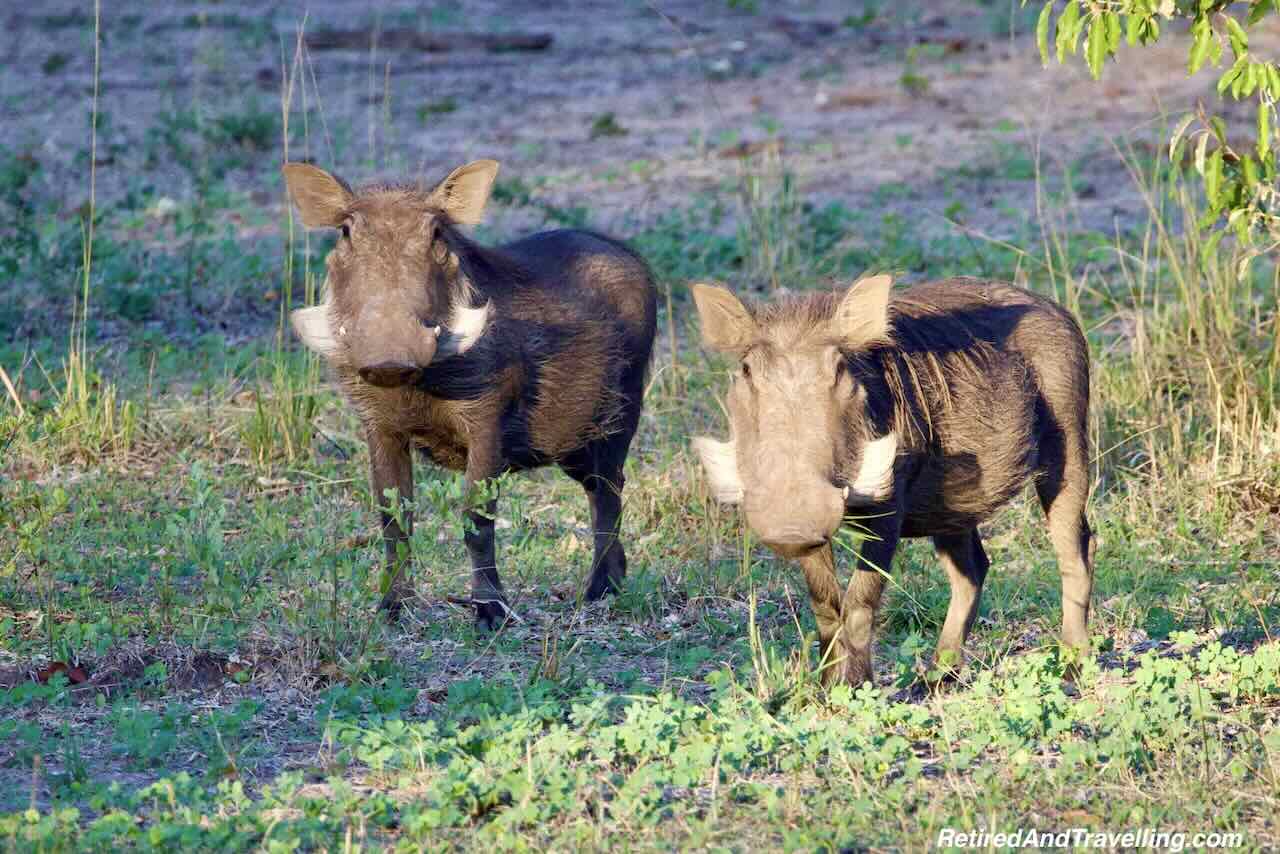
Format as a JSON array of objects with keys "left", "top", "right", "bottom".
[
  {"left": 690, "top": 284, "right": 756, "bottom": 353},
  {"left": 282, "top": 163, "right": 353, "bottom": 229},
  {"left": 291, "top": 304, "right": 340, "bottom": 358},
  {"left": 433, "top": 159, "right": 500, "bottom": 225},
  {"left": 833, "top": 274, "right": 894, "bottom": 347},
  {"left": 692, "top": 437, "right": 744, "bottom": 504}
]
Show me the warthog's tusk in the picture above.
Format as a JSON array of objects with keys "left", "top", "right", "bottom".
[
  {"left": 846, "top": 433, "right": 898, "bottom": 504},
  {"left": 842, "top": 485, "right": 850, "bottom": 501},
  {"left": 291, "top": 303, "right": 341, "bottom": 357},
  {"left": 692, "top": 436, "right": 745, "bottom": 504},
  {"left": 432, "top": 325, "right": 441, "bottom": 336}
]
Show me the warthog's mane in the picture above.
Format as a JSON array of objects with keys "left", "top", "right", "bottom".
[{"left": 744, "top": 281, "right": 1014, "bottom": 449}]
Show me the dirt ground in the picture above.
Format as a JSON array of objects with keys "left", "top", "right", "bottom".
[{"left": 4, "top": 1, "right": 1277, "bottom": 246}]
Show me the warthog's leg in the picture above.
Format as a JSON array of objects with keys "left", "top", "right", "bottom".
[
  {"left": 581, "top": 464, "right": 627, "bottom": 601},
  {"left": 932, "top": 528, "right": 990, "bottom": 674},
  {"left": 560, "top": 452, "right": 628, "bottom": 600},
  {"left": 1036, "top": 433, "right": 1095, "bottom": 653},
  {"left": 369, "top": 426, "right": 414, "bottom": 618},
  {"left": 466, "top": 433, "right": 509, "bottom": 631},
  {"left": 840, "top": 520, "right": 898, "bottom": 686},
  {"left": 797, "top": 544, "right": 844, "bottom": 684},
  {"left": 562, "top": 404, "right": 641, "bottom": 602}
]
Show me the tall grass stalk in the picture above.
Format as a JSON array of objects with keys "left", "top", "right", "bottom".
[
  {"left": 736, "top": 145, "right": 804, "bottom": 292},
  {"left": 242, "top": 19, "right": 324, "bottom": 471},
  {"left": 1038, "top": 143, "right": 1279, "bottom": 515},
  {"left": 41, "top": 0, "right": 135, "bottom": 465}
]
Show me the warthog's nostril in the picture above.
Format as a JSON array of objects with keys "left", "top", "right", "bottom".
[{"left": 358, "top": 361, "right": 421, "bottom": 388}]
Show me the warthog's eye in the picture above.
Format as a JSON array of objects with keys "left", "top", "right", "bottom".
[
  {"left": 339, "top": 223, "right": 351, "bottom": 240},
  {"left": 834, "top": 358, "right": 847, "bottom": 383},
  {"left": 740, "top": 361, "right": 751, "bottom": 379}
]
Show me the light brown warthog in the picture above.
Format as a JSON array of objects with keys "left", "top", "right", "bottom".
[{"left": 691, "top": 275, "right": 1094, "bottom": 685}]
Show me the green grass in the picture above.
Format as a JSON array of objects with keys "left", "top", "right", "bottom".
[
  {"left": 2, "top": 155, "right": 1277, "bottom": 845},
  {"left": 1, "top": 18, "right": 1279, "bottom": 851}
]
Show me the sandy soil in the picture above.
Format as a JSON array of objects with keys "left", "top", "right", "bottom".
[{"left": 3, "top": 1, "right": 1277, "bottom": 247}]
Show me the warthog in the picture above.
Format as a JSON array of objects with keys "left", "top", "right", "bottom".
[
  {"left": 692, "top": 275, "right": 1093, "bottom": 685},
  {"left": 283, "top": 159, "right": 657, "bottom": 627}
]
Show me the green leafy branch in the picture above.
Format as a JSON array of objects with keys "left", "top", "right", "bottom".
[{"left": 1031, "top": 0, "right": 1279, "bottom": 259}]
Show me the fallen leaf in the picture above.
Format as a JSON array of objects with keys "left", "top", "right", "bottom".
[
  {"left": 35, "top": 662, "right": 88, "bottom": 684},
  {"left": 340, "top": 532, "right": 376, "bottom": 550}
]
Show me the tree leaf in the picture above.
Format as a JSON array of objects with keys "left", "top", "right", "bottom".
[
  {"left": 1106, "top": 9, "right": 1122, "bottom": 53},
  {"left": 1233, "top": 60, "right": 1250, "bottom": 98},
  {"left": 1217, "top": 60, "right": 1239, "bottom": 95},
  {"left": 1057, "top": 0, "right": 1081, "bottom": 63},
  {"left": 1087, "top": 15, "right": 1106, "bottom": 78},
  {"left": 1242, "top": 60, "right": 1260, "bottom": 97},
  {"left": 1204, "top": 148, "right": 1224, "bottom": 207},
  {"left": 1233, "top": 202, "right": 1251, "bottom": 241},
  {"left": 1241, "top": 152, "right": 1259, "bottom": 188},
  {"left": 1126, "top": 8, "right": 1143, "bottom": 46},
  {"left": 1237, "top": 254, "right": 1254, "bottom": 281},
  {"left": 1203, "top": 228, "right": 1224, "bottom": 261},
  {"left": 1036, "top": 1, "right": 1054, "bottom": 65},
  {"left": 1225, "top": 15, "right": 1249, "bottom": 58},
  {"left": 1188, "top": 18, "right": 1212, "bottom": 75},
  {"left": 1194, "top": 131, "right": 1210, "bottom": 175},
  {"left": 1169, "top": 112, "right": 1197, "bottom": 161},
  {"left": 1258, "top": 102, "right": 1272, "bottom": 160},
  {"left": 1210, "top": 116, "right": 1229, "bottom": 145}
]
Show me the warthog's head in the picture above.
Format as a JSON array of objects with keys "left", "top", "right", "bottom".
[
  {"left": 282, "top": 160, "right": 498, "bottom": 387},
  {"left": 691, "top": 276, "right": 899, "bottom": 558}
]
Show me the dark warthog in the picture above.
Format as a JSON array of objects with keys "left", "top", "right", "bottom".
[
  {"left": 283, "top": 159, "right": 657, "bottom": 627},
  {"left": 691, "top": 275, "right": 1093, "bottom": 685}
]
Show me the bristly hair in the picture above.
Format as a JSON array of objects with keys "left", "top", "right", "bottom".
[
  {"left": 747, "top": 290, "right": 894, "bottom": 350},
  {"left": 744, "top": 286, "right": 1004, "bottom": 450}
]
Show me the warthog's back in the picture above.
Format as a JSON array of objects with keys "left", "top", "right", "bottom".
[
  {"left": 486, "top": 229, "right": 657, "bottom": 462},
  {"left": 879, "top": 278, "right": 1089, "bottom": 535},
  {"left": 495, "top": 229, "right": 657, "bottom": 351}
]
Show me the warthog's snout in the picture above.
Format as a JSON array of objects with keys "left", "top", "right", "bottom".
[
  {"left": 695, "top": 432, "right": 898, "bottom": 560},
  {"left": 754, "top": 527, "right": 833, "bottom": 558},
  {"left": 351, "top": 305, "right": 441, "bottom": 388},
  {"left": 748, "top": 484, "right": 845, "bottom": 558},
  {"left": 290, "top": 299, "right": 445, "bottom": 389},
  {"left": 355, "top": 333, "right": 438, "bottom": 387},
  {"left": 358, "top": 359, "right": 426, "bottom": 388}
]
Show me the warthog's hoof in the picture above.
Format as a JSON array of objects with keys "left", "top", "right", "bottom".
[
  {"left": 378, "top": 593, "right": 407, "bottom": 623},
  {"left": 926, "top": 653, "right": 965, "bottom": 689},
  {"left": 584, "top": 570, "right": 624, "bottom": 602},
  {"left": 474, "top": 599, "right": 512, "bottom": 632}
]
